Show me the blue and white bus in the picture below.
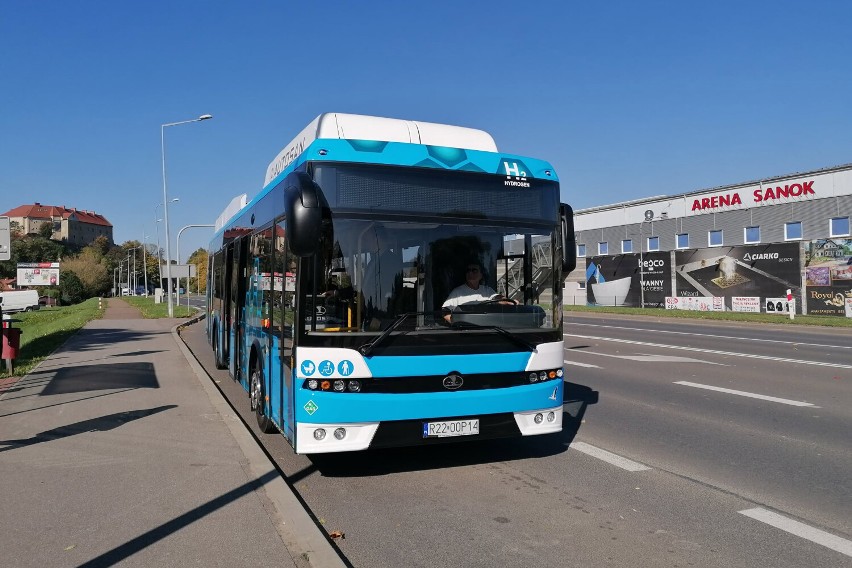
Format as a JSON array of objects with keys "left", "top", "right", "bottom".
[{"left": 207, "top": 113, "right": 575, "bottom": 453}]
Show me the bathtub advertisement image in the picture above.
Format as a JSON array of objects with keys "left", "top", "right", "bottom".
[
  {"left": 673, "top": 243, "right": 801, "bottom": 312},
  {"left": 586, "top": 252, "right": 671, "bottom": 308}
]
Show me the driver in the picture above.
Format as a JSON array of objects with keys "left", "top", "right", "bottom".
[{"left": 442, "top": 262, "right": 516, "bottom": 322}]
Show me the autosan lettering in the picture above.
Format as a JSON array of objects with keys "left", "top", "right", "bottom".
[
  {"left": 754, "top": 180, "right": 815, "bottom": 203},
  {"left": 269, "top": 138, "right": 306, "bottom": 180}
]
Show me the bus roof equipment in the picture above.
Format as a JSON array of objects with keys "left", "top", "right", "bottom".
[{"left": 264, "top": 113, "right": 499, "bottom": 186}]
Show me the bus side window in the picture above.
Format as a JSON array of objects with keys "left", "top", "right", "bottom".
[
  {"left": 276, "top": 219, "right": 295, "bottom": 341},
  {"left": 254, "top": 226, "right": 275, "bottom": 332}
]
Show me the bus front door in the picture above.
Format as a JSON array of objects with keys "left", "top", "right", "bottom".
[{"left": 229, "top": 237, "right": 249, "bottom": 385}]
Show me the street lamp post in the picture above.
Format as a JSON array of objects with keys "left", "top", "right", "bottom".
[
  {"left": 161, "top": 114, "right": 212, "bottom": 317},
  {"left": 177, "top": 224, "right": 215, "bottom": 309},
  {"left": 154, "top": 198, "right": 179, "bottom": 297},
  {"left": 140, "top": 238, "right": 149, "bottom": 296}
]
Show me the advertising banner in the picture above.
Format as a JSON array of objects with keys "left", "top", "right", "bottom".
[
  {"left": 764, "top": 297, "right": 794, "bottom": 315},
  {"left": 674, "top": 243, "right": 801, "bottom": 312},
  {"left": 586, "top": 252, "right": 671, "bottom": 308},
  {"left": 665, "top": 296, "right": 724, "bottom": 311},
  {"left": 804, "top": 238, "right": 852, "bottom": 316},
  {"left": 17, "top": 262, "right": 60, "bottom": 286},
  {"left": 731, "top": 296, "right": 761, "bottom": 312}
]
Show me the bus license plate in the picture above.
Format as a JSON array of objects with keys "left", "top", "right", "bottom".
[{"left": 423, "top": 419, "right": 480, "bottom": 438}]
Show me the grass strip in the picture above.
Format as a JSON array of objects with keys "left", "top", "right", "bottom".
[
  {"left": 122, "top": 296, "right": 197, "bottom": 319},
  {"left": 1, "top": 298, "right": 105, "bottom": 378}
]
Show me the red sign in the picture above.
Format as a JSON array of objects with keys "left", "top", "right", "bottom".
[{"left": 691, "top": 180, "right": 815, "bottom": 213}]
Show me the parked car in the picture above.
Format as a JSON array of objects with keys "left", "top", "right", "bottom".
[
  {"left": 0, "top": 290, "right": 40, "bottom": 313},
  {"left": 38, "top": 295, "right": 58, "bottom": 307}
]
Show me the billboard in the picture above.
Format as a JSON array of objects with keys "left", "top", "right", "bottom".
[
  {"left": 17, "top": 262, "right": 60, "bottom": 286},
  {"left": 804, "top": 238, "right": 852, "bottom": 316},
  {"left": 673, "top": 244, "right": 801, "bottom": 312},
  {"left": 586, "top": 252, "right": 672, "bottom": 308}
]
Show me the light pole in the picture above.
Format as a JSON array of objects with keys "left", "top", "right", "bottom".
[
  {"left": 639, "top": 210, "right": 654, "bottom": 308},
  {"left": 177, "top": 224, "right": 215, "bottom": 309},
  {"left": 161, "top": 114, "right": 212, "bottom": 317},
  {"left": 140, "top": 238, "right": 149, "bottom": 296},
  {"left": 154, "top": 198, "right": 179, "bottom": 294}
]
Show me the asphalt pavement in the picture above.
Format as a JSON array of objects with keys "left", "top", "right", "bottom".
[{"left": 0, "top": 298, "right": 345, "bottom": 568}]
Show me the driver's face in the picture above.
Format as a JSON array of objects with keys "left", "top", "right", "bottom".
[{"left": 465, "top": 265, "right": 481, "bottom": 287}]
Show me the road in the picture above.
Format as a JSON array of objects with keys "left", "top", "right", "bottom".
[{"left": 181, "top": 311, "right": 852, "bottom": 568}]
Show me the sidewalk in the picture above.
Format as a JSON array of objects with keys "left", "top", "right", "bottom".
[{"left": 0, "top": 298, "right": 344, "bottom": 567}]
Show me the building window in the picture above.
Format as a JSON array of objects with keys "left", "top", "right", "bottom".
[
  {"left": 784, "top": 221, "right": 803, "bottom": 241},
  {"left": 577, "top": 244, "right": 586, "bottom": 257},
  {"left": 598, "top": 242, "right": 608, "bottom": 255},
  {"left": 676, "top": 233, "right": 689, "bottom": 249},
  {"left": 830, "top": 217, "right": 850, "bottom": 237},
  {"left": 622, "top": 239, "right": 633, "bottom": 253},
  {"left": 744, "top": 226, "right": 760, "bottom": 244},
  {"left": 647, "top": 236, "right": 660, "bottom": 251},
  {"left": 708, "top": 229, "right": 723, "bottom": 247},
  {"left": 578, "top": 281, "right": 586, "bottom": 290}
]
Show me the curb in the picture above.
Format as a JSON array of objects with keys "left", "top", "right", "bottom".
[{"left": 172, "top": 317, "right": 346, "bottom": 568}]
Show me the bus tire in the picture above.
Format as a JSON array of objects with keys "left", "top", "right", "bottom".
[
  {"left": 212, "top": 325, "right": 227, "bottom": 369},
  {"left": 250, "top": 364, "right": 276, "bottom": 433}
]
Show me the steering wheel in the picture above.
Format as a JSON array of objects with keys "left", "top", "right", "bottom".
[{"left": 478, "top": 297, "right": 518, "bottom": 306}]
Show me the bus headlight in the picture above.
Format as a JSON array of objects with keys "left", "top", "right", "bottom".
[
  {"left": 313, "top": 428, "right": 326, "bottom": 440},
  {"left": 333, "top": 428, "right": 347, "bottom": 440},
  {"left": 307, "top": 379, "right": 318, "bottom": 390},
  {"left": 333, "top": 380, "right": 345, "bottom": 392},
  {"left": 347, "top": 380, "right": 361, "bottom": 392}
]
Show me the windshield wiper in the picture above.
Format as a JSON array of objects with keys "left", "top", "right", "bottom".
[
  {"left": 448, "top": 321, "right": 537, "bottom": 352},
  {"left": 358, "top": 312, "right": 426, "bottom": 357}
]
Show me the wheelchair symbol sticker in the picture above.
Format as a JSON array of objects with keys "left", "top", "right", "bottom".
[
  {"left": 300, "top": 360, "right": 316, "bottom": 376},
  {"left": 337, "top": 360, "right": 353, "bottom": 376},
  {"left": 318, "top": 360, "right": 335, "bottom": 376}
]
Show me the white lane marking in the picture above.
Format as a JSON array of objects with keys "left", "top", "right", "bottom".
[
  {"left": 674, "top": 381, "right": 818, "bottom": 407},
  {"left": 564, "top": 333, "right": 852, "bottom": 370},
  {"left": 569, "top": 442, "right": 651, "bottom": 472},
  {"left": 572, "top": 322, "right": 852, "bottom": 350},
  {"left": 739, "top": 507, "right": 852, "bottom": 557},
  {"left": 563, "top": 359, "right": 600, "bottom": 368},
  {"left": 583, "top": 352, "right": 726, "bottom": 365}
]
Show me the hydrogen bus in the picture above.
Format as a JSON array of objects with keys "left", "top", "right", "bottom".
[{"left": 207, "top": 113, "right": 575, "bottom": 454}]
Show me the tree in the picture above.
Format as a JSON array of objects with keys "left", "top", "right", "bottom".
[
  {"left": 0, "top": 234, "right": 65, "bottom": 279},
  {"left": 187, "top": 248, "right": 208, "bottom": 293},
  {"left": 59, "top": 270, "right": 85, "bottom": 304},
  {"left": 62, "top": 245, "right": 111, "bottom": 297},
  {"left": 38, "top": 222, "right": 54, "bottom": 239}
]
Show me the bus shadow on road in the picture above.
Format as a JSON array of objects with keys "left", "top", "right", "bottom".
[{"left": 310, "top": 381, "right": 599, "bottom": 477}]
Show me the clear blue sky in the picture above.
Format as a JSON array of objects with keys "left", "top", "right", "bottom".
[{"left": 2, "top": 1, "right": 850, "bottom": 258}]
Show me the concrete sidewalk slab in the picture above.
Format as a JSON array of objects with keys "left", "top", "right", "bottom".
[{"left": 0, "top": 312, "right": 344, "bottom": 567}]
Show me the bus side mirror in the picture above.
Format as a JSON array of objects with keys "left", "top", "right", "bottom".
[
  {"left": 560, "top": 203, "right": 576, "bottom": 275},
  {"left": 283, "top": 172, "right": 323, "bottom": 257}
]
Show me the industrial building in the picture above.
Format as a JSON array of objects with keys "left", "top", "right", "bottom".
[{"left": 568, "top": 163, "right": 852, "bottom": 316}]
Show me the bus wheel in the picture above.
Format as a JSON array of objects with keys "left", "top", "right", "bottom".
[
  {"left": 250, "top": 365, "right": 276, "bottom": 433},
  {"left": 212, "top": 328, "right": 226, "bottom": 369}
]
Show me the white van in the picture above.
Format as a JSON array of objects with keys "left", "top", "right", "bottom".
[{"left": 0, "top": 290, "right": 40, "bottom": 313}]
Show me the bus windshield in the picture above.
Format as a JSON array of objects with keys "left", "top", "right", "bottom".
[{"left": 299, "top": 165, "right": 563, "bottom": 349}]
